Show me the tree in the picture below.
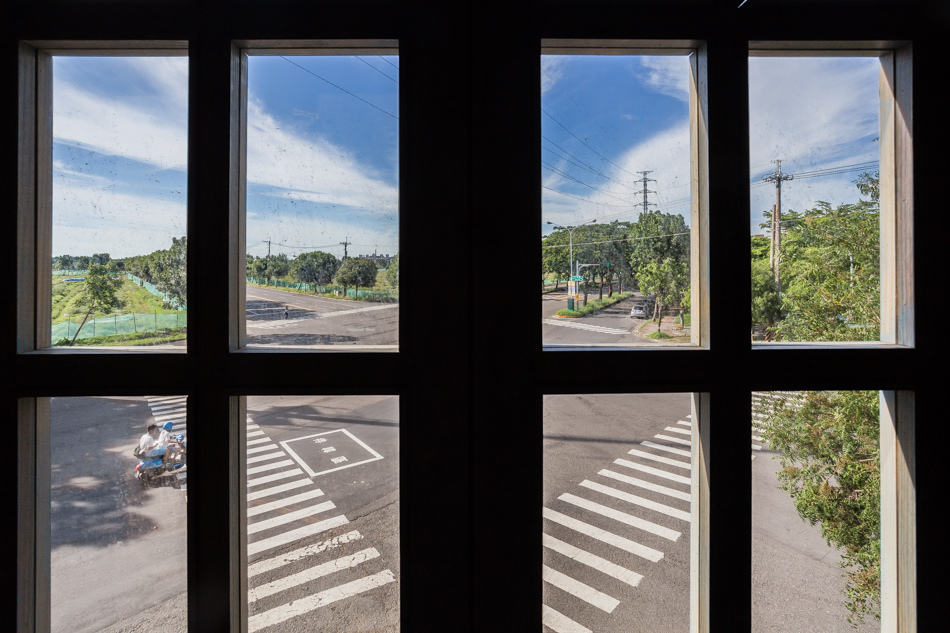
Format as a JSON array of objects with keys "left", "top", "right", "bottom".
[
  {"left": 758, "top": 390, "right": 881, "bottom": 625},
  {"left": 54, "top": 254, "right": 73, "bottom": 270},
  {"left": 151, "top": 236, "right": 187, "bottom": 309},
  {"left": 69, "top": 262, "right": 125, "bottom": 345},
  {"left": 250, "top": 253, "right": 290, "bottom": 286},
  {"left": 627, "top": 211, "right": 689, "bottom": 291},
  {"left": 91, "top": 252, "right": 111, "bottom": 265},
  {"left": 290, "top": 251, "right": 340, "bottom": 291},
  {"left": 751, "top": 257, "right": 782, "bottom": 337},
  {"left": 637, "top": 256, "right": 687, "bottom": 329},
  {"left": 385, "top": 253, "right": 399, "bottom": 290},
  {"left": 76, "top": 255, "right": 91, "bottom": 270},
  {"left": 334, "top": 257, "right": 378, "bottom": 296},
  {"left": 541, "top": 231, "right": 570, "bottom": 291}
]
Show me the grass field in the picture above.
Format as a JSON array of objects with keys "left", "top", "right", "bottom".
[{"left": 52, "top": 275, "right": 179, "bottom": 324}]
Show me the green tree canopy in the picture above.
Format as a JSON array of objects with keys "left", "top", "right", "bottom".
[
  {"left": 385, "top": 253, "right": 399, "bottom": 290},
  {"left": 151, "top": 237, "right": 187, "bottom": 309},
  {"left": 290, "top": 251, "right": 340, "bottom": 291},
  {"left": 69, "top": 262, "right": 126, "bottom": 345},
  {"left": 637, "top": 256, "right": 687, "bottom": 328},
  {"left": 334, "top": 257, "right": 378, "bottom": 296}
]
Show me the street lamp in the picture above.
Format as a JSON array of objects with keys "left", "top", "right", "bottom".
[{"left": 546, "top": 219, "right": 597, "bottom": 310}]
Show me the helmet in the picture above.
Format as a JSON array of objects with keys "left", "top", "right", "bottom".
[{"left": 162, "top": 421, "right": 174, "bottom": 431}]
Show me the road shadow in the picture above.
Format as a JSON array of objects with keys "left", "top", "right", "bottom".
[{"left": 247, "top": 332, "right": 362, "bottom": 345}]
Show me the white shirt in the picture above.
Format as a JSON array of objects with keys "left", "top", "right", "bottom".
[{"left": 139, "top": 432, "right": 159, "bottom": 453}]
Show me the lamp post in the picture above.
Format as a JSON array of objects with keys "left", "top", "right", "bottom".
[{"left": 546, "top": 219, "right": 597, "bottom": 310}]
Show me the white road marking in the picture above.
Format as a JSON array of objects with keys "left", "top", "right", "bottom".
[
  {"left": 247, "top": 500, "right": 336, "bottom": 534},
  {"left": 150, "top": 404, "right": 187, "bottom": 413},
  {"left": 627, "top": 448, "right": 691, "bottom": 470},
  {"left": 246, "top": 451, "right": 287, "bottom": 465},
  {"left": 614, "top": 458, "right": 691, "bottom": 485},
  {"left": 247, "top": 570, "right": 396, "bottom": 632},
  {"left": 246, "top": 459, "right": 295, "bottom": 475},
  {"left": 640, "top": 440, "right": 691, "bottom": 458},
  {"left": 542, "top": 604, "right": 592, "bottom": 633},
  {"left": 598, "top": 469, "right": 691, "bottom": 502},
  {"left": 677, "top": 420, "right": 691, "bottom": 426},
  {"left": 249, "top": 547, "right": 381, "bottom": 602},
  {"left": 247, "top": 430, "right": 265, "bottom": 438},
  {"left": 248, "top": 530, "right": 364, "bottom": 577},
  {"left": 654, "top": 434, "right": 691, "bottom": 446},
  {"left": 146, "top": 396, "right": 187, "bottom": 404},
  {"left": 559, "top": 493, "right": 680, "bottom": 541},
  {"left": 246, "top": 468, "right": 304, "bottom": 488},
  {"left": 247, "top": 488, "right": 326, "bottom": 517},
  {"left": 751, "top": 444, "right": 762, "bottom": 451},
  {"left": 542, "top": 507, "right": 663, "bottom": 562},
  {"left": 542, "top": 318, "right": 628, "bottom": 335},
  {"left": 247, "top": 478, "right": 312, "bottom": 501},
  {"left": 154, "top": 413, "right": 186, "bottom": 422},
  {"left": 247, "top": 515, "right": 349, "bottom": 556},
  {"left": 247, "top": 423, "right": 260, "bottom": 429},
  {"left": 664, "top": 426, "right": 691, "bottom": 436},
  {"left": 246, "top": 318, "right": 308, "bottom": 330},
  {"left": 247, "top": 437, "right": 271, "bottom": 446},
  {"left": 247, "top": 444, "right": 279, "bottom": 455},
  {"left": 542, "top": 565, "right": 619, "bottom": 613},
  {"left": 580, "top": 480, "right": 690, "bottom": 521},
  {"left": 543, "top": 533, "right": 643, "bottom": 587},
  {"left": 317, "top": 304, "right": 399, "bottom": 318}
]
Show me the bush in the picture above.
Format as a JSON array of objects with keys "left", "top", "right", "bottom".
[
  {"left": 53, "top": 328, "right": 186, "bottom": 347},
  {"left": 555, "top": 309, "right": 583, "bottom": 317},
  {"left": 556, "top": 292, "right": 632, "bottom": 318},
  {"left": 646, "top": 330, "right": 673, "bottom": 340}
]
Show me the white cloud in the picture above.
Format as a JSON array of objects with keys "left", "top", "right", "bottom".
[
  {"left": 53, "top": 57, "right": 188, "bottom": 170},
  {"left": 245, "top": 99, "right": 398, "bottom": 215},
  {"left": 541, "top": 56, "right": 566, "bottom": 95},
  {"left": 638, "top": 56, "right": 690, "bottom": 102}
]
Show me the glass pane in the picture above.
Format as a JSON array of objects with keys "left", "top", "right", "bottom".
[
  {"left": 52, "top": 56, "right": 188, "bottom": 349},
  {"left": 749, "top": 56, "right": 882, "bottom": 343},
  {"left": 245, "top": 396, "right": 399, "bottom": 632},
  {"left": 50, "top": 396, "right": 187, "bottom": 632},
  {"left": 752, "top": 391, "right": 881, "bottom": 632},
  {"left": 541, "top": 54, "right": 695, "bottom": 348},
  {"left": 543, "top": 394, "right": 692, "bottom": 632},
  {"left": 244, "top": 54, "right": 399, "bottom": 350}
]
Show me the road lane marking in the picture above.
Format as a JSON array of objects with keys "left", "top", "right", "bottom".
[
  {"left": 627, "top": 448, "right": 691, "bottom": 470},
  {"left": 247, "top": 444, "right": 279, "bottom": 455},
  {"left": 248, "top": 548, "right": 380, "bottom": 602},
  {"left": 246, "top": 468, "right": 304, "bottom": 488},
  {"left": 598, "top": 469, "right": 691, "bottom": 502},
  {"left": 663, "top": 426, "right": 691, "bottom": 435},
  {"left": 247, "top": 500, "right": 336, "bottom": 534},
  {"left": 247, "top": 430, "right": 265, "bottom": 438},
  {"left": 247, "top": 437, "right": 272, "bottom": 446},
  {"left": 543, "top": 533, "right": 643, "bottom": 587},
  {"left": 654, "top": 434, "right": 691, "bottom": 446},
  {"left": 247, "top": 570, "right": 396, "bottom": 632},
  {"left": 248, "top": 530, "right": 364, "bottom": 577},
  {"left": 613, "top": 458, "right": 691, "bottom": 485},
  {"left": 640, "top": 441, "right": 691, "bottom": 457},
  {"left": 542, "top": 604, "right": 592, "bottom": 633},
  {"left": 542, "top": 318, "right": 628, "bottom": 335},
  {"left": 542, "top": 565, "right": 619, "bottom": 613},
  {"left": 247, "top": 479, "right": 313, "bottom": 501},
  {"left": 247, "top": 488, "right": 326, "bottom": 517},
  {"left": 559, "top": 493, "right": 681, "bottom": 541},
  {"left": 543, "top": 508, "right": 663, "bottom": 562},
  {"left": 247, "top": 451, "right": 287, "bottom": 465},
  {"left": 580, "top": 480, "right": 690, "bottom": 521},
  {"left": 247, "top": 514, "right": 350, "bottom": 556},
  {"left": 246, "top": 459, "right": 295, "bottom": 475}
]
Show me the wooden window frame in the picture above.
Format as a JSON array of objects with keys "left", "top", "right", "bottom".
[{"left": 4, "top": 2, "right": 942, "bottom": 632}]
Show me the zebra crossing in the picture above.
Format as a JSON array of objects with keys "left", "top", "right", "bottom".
[
  {"left": 750, "top": 391, "right": 804, "bottom": 460},
  {"left": 144, "top": 395, "right": 188, "bottom": 487},
  {"left": 244, "top": 415, "right": 396, "bottom": 632},
  {"left": 542, "top": 318, "right": 629, "bottom": 336},
  {"left": 142, "top": 396, "right": 397, "bottom": 631},
  {"left": 247, "top": 318, "right": 309, "bottom": 330},
  {"left": 542, "top": 413, "right": 694, "bottom": 633}
]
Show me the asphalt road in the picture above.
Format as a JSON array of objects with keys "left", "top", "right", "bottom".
[
  {"left": 541, "top": 290, "right": 683, "bottom": 347},
  {"left": 246, "top": 285, "right": 398, "bottom": 348}
]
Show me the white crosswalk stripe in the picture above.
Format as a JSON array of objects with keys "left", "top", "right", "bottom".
[
  {"left": 242, "top": 416, "right": 398, "bottom": 629},
  {"left": 542, "top": 318, "right": 629, "bottom": 335},
  {"left": 542, "top": 409, "right": 701, "bottom": 631}
]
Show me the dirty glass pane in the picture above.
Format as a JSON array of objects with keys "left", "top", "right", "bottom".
[
  {"left": 749, "top": 56, "right": 882, "bottom": 343},
  {"left": 50, "top": 396, "right": 188, "bottom": 633},
  {"left": 752, "top": 391, "right": 881, "bottom": 632},
  {"left": 543, "top": 394, "right": 692, "bottom": 632},
  {"left": 51, "top": 56, "right": 188, "bottom": 350},
  {"left": 541, "top": 54, "right": 695, "bottom": 348},
  {"left": 244, "top": 54, "right": 399, "bottom": 350},
  {"left": 245, "top": 396, "right": 399, "bottom": 632}
]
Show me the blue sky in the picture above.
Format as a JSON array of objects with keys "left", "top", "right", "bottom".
[{"left": 50, "top": 52, "right": 880, "bottom": 260}]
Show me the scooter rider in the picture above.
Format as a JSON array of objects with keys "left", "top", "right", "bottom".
[
  {"left": 158, "top": 421, "right": 183, "bottom": 463},
  {"left": 139, "top": 422, "right": 181, "bottom": 465}
]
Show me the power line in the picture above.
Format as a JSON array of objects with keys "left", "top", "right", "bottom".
[
  {"left": 541, "top": 231, "right": 691, "bottom": 249},
  {"left": 542, "top": 161, "right": 639, "bottom": 205},
  {"left": 355, "top": 56, "right": 398, "bottom": 83},
  {"left": 280, "top": 56, "right": 399, "bottom": 120},
  {"left": 542, "top": 108, "right": 639, "bottom": 179},
  {"left": 542, "top": 185, "right": 633, "bottom": 208}
]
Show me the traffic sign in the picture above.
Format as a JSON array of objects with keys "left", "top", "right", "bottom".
[{"left": 570, "top": 276, "right": 583, "bottom": 281}]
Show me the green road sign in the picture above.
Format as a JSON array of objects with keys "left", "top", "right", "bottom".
[{"left": 570, "top": 276, "right": 583, "bottom": 281}]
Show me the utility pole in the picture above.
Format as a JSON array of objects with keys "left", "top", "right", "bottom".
[
  {"left": 266, "top": 238, "right": 271, "bottom": 258},
  {"left": 762, "top": 160, "right": 793, "bottom": 293},
  {"left": 340, "top": 237, "right": 351, "bottom": 261},
  {"left": 635, "top": 170, "right": 657, "bottom": 214}
]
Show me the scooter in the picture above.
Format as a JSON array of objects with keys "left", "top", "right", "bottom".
[{"left": 133, "top": 434, "right": 187, "bottom": 485}]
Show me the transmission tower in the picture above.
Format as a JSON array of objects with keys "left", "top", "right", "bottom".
[
  {"left": 635, "top": 170, "right": 657, "bottom": 214},
  {"left": 762, "top": 159, "right": 793, "bottom": 293}
]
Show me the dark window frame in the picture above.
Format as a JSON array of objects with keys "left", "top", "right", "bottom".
[{"left": 5, "top": 1, "right": 944, "bottom": 631}]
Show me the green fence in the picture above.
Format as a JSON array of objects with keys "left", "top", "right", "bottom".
[
  {"left": 52, "top": 312, "right": 187, "bottom": 341},
  {"left": 126, "top": 273, "right": 187, "bottom": 310},
  {"left": 246, "top": 277, "right": 397, "bottom": 301}
]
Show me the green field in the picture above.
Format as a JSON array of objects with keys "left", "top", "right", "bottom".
[{"left": 52, "top": 275, "right": 179, "bottom": 324}]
